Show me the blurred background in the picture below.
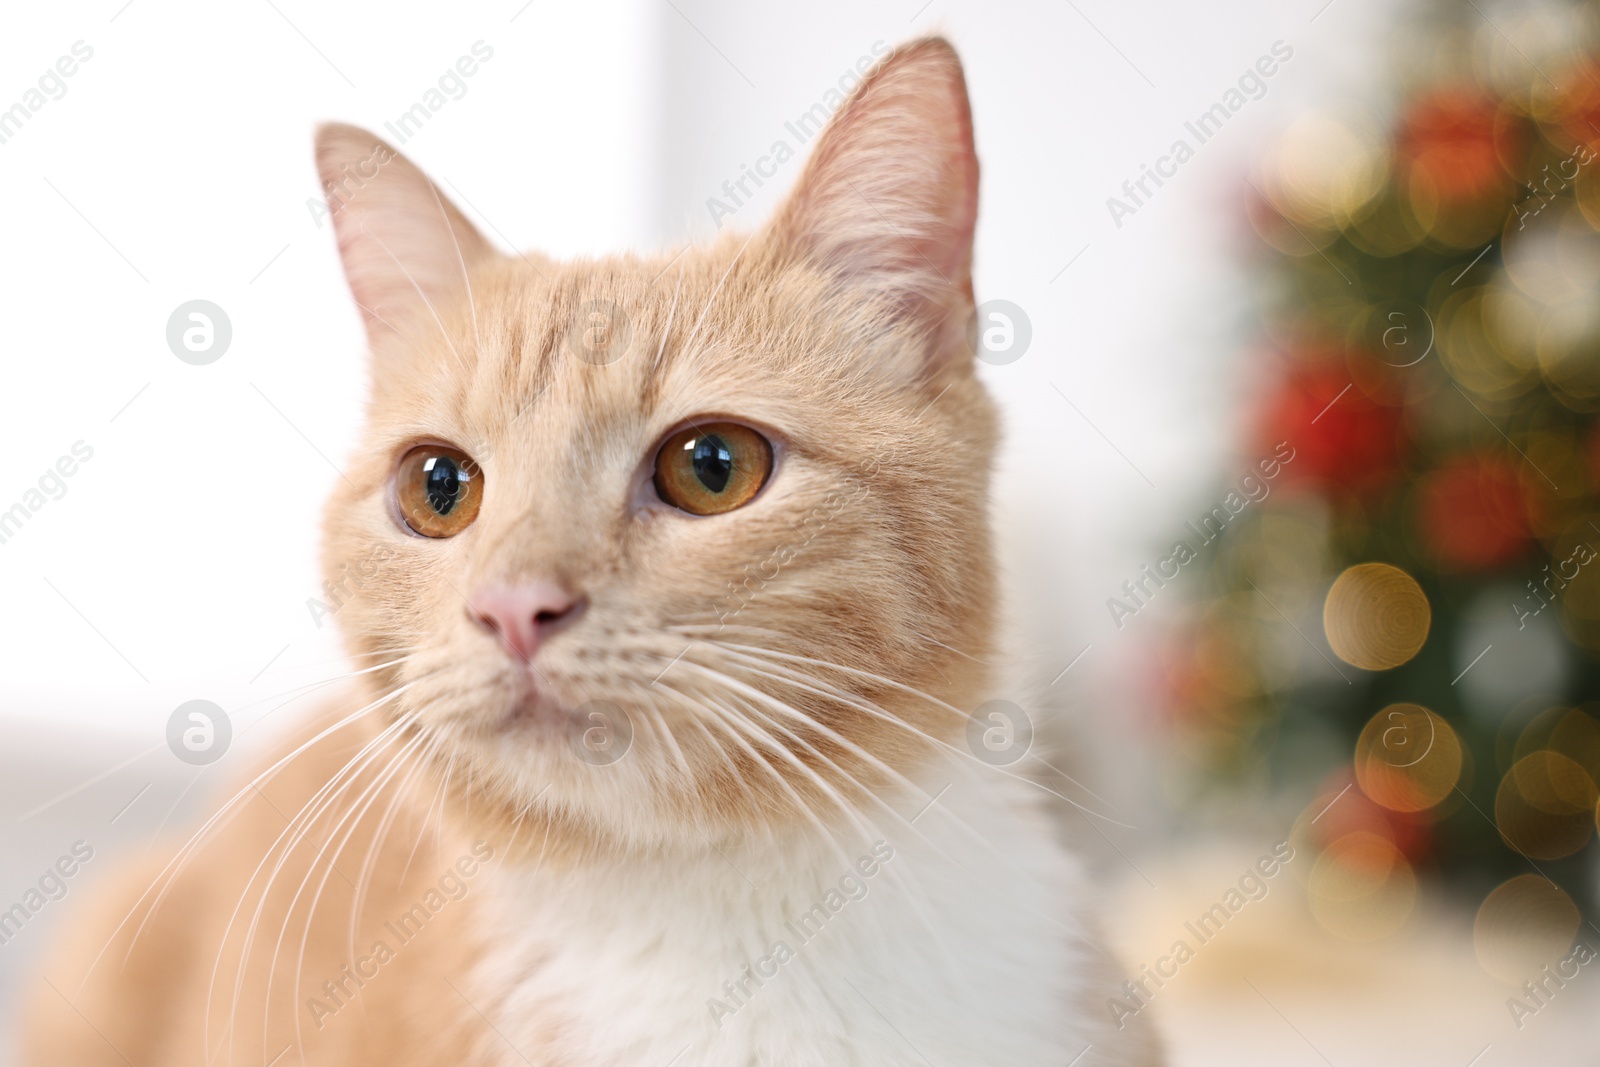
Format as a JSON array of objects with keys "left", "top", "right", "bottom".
[{"left": 3, "top": 0, "right": 1599, "bottom": 1061}]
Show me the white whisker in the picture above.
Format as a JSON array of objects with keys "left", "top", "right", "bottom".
[
  {"left": 93, "top": 673, "right": 413, "bottom": 1001},
  {"left": 705, "top": 639, "right": 1132, "bottom": 827},
  {"left": 204, "top": 700, "right": 418, "bottom": 1060},
  {"left": 280, "top": 729, "right": 429, "bottom": 1060}
]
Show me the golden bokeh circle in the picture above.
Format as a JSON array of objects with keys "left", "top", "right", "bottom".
[
  {"left": 1511, "top": 750, "right": 1599, "bottom": 814},
  {"left": 1495, "top": 751, "right": 1598, "bottom": 859},
  {"left": 1324, "top": 564, "right": 1432, "bottom": 670},
  {"left": 1308, "top": 832, "right": 1417, "bottom": 941},
  {"left": 1266, "top": 112, "right": 1389, "bottom": 230},
  {"left": 1473, "top": 874, "right": 1580, "bottom": 984},
  {"left": 1355, "top": 704, "right": 1463, "bottom": 812},
  {"left": 1545, "top": 706, "right": 1600, "bottom": 780}
]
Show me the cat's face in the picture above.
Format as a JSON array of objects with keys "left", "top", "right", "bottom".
[{"left": 317, "top": 38, "right": 996, "bottom": 850}]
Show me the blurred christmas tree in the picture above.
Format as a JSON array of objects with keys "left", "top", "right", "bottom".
[{"left": 1166, "top": 0, "right": 1600, "bottom": 937}]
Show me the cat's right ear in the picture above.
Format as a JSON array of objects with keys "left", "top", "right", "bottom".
[{"left": 314, "top": 123, "right": 496, "bottom": 343}]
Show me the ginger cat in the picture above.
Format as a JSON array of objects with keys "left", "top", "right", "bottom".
[{"left": 25, "top": 37, "right": 1163, "bottom": 1066}]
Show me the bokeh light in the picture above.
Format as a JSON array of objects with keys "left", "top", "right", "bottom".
[
  {"left": 1513, "top": 705, "right": 1600, "bottom": 777},
  {"left": 1260, "top": 112, "right": 1388, "bottom": 232},
  {"left": 1161, "top": 0, "right": 1600, "bottom": 935},
  {"left": 1355, "top": 704, "right": 1463, "bottom": 812},
  {"left": 1323, "top": 563, "right": 1432, "bottom": 670},
  {"left": 1473, "top": 875, "right": 1581, "bottom": 985},
  {"left": 1495, "top": 750, "right": 1598, "bottom": 859},
  {"left": 1308, "top": 831, "right": 1417, "bottom": 941},
  {"left": 1397, "top": 86, "right": 1520, "bottom": 248}
]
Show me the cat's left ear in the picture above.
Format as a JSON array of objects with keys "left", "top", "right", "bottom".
[
  {"left": 765, "top": 37, "right": 979, "bottom": 377},
  {"left": 314, "top": 123, "right": 496, "bottom": 345}
]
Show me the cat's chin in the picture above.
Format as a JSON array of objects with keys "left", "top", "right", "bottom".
[{"left": 497, "top": 683, "right": 573, "bottom": 734}]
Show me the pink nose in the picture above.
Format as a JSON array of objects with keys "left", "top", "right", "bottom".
[{"left": 468, "top": 581, "right": 586, "bottom": 662}]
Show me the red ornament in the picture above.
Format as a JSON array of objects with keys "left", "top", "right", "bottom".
[
  {"left": 1153, "top": 622, "right": 1232, "bottom": 731},
  {"left": 1415, "top": 454, "right": 1531, "bottom": 572},
  {"left": 1311, "top": 769, "right": 1435, "bottom": 864},
  {"left": 1396, "top": 88, "right": 1519, "bottom": 207},
  {"left": 1258, "top": 354, "right": 1406, "bottom": 497},
  {"left": 1555, "top": 59, "right": 1600, "bottom": 154}
]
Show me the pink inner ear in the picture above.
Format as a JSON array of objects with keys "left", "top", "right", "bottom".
[
  {"left": 769, "top": 38, "right": 980, "bottom": 305},
  {"left": 314, "top": 123, "right": 496, "bottom": 342}
]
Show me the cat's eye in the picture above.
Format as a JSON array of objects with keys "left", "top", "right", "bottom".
[
  {"left": 394, "top": 444, "right": 483, "bottom": 537},
  {"left": 652, "top": 422, "right": 773, "bottom": 516}
]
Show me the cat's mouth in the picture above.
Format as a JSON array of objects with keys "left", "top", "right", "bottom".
[
  {"left": 486, "top": 668, "right": 640, "bottom": 767},
  {"left": 499, "top": 674, "right": 570, "bottom": 732}
]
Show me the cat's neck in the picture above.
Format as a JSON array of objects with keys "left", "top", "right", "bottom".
[{"left": 468, "top": 766, "right": 1094, "bottom": 1066}]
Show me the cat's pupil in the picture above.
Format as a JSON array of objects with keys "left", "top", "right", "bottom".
[
  {"left": 424, "top": 456, "right": 463, "bottom": 515},
  {"left": 692, "top": 435, "right": 733, "bottom": 493}
]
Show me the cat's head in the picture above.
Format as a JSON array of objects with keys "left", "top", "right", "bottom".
[{"left": 316, "top": 38, "right": 998, "bottom": 852}]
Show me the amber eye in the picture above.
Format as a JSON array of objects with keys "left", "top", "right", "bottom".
[
  {"left": 652, "top": 422, "right": 773, "bottom": 515},
  {"left": 394, "top": 445, "right": 483, "bottom": 537}
]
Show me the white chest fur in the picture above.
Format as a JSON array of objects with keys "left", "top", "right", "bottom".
[{"left": 474, "top": 769, "right": 1103, "bottom": 1066}]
